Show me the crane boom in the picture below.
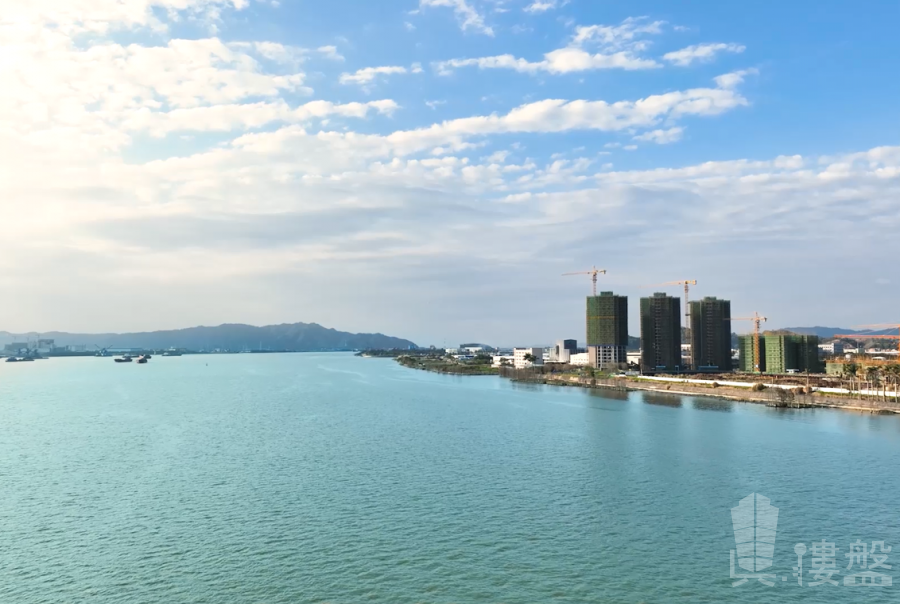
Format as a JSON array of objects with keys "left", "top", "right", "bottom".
[{"left": 562, "top": 266, "right": 607, "bottom": 296}]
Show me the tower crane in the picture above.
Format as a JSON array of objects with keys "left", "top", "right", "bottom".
[
  {"left": 733, "top": 313, "right": 767, "bottom": 373},
  {"left": 562, "top": 266, "right": 607, "bottom": 296},
  {"left": 834, "top": 324, "right": 900, "bottom": 356}
]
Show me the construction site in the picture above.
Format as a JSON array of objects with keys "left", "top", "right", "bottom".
[{"left": 560, "top": 267, "right": 900, "bottom": 402}]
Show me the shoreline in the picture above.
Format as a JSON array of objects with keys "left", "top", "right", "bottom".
[
  {"left": 514, "top": 372, "right": 900, "bottom": 415},
  {"left": 384, "top": 356, "right": 900, "bottom": 415}
]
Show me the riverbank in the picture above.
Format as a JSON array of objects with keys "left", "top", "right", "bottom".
[
  {"left": 507, "top": 370, "right": 900, "bottom": 414},
  {"left": 361, "top": 351, "right": 900, "bottom": 414}
]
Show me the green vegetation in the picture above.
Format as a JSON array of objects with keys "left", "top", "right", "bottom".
[{"left": 396, "top": 354, "right": 498, "bottom": 375}]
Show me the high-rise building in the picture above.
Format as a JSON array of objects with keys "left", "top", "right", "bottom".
[
  {"left": 738, "top": 334, "right": 824, "bottom": 374},
  {"left": 586, "top": 292, "right": 628, "bottom": 369},
  {"left": 640, "top": 293, "right": 682, "bottom": 373},
  {"left": 690, "top": 297, "right": 732, "bottom": 371}
]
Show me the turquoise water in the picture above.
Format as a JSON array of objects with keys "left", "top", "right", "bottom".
[{"left": 1, "top": 353, "right": 898, "bottom": 603}]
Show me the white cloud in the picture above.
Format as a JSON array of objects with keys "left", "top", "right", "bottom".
[
  {"left": 340, "top": 65, "right": 408, "bottom": 85},
  {"left": 249, "top": 41, "right": 307, "bottom": 64},
  {"left": 419, "top": 0, "right": 494, "bottom": 36},
  {"left": 434, "top": 17, "right": 663, "bottom": 75},
  {"left": 663, "top": 42, "right": 745, "bottom": 66},
  {"left": 3, "top": 0, "right": 249, "bottom": 32},
  {"left": 572, "top": 17, "right": 665, "bottom": 48},
  {"left": 123, "top": 99, "right": 399, "bottom": 137},
  {"left": 425, "top": 100, "right": 447, "bottom": 109},
  {"left": 485, "top": 150, "right": 510, "bottom": 163},
  {"left": 0, "top": 27, "right": 311, "bottom": 156},
  {"left": 633, "top": 126, "right": 684, "bottom": 144},
  {"left": 714, "top": 68, "right": 758, "bottom": 89},
  {"left": 317, "top": 45, "right": 345, "bottom": 61},
  {"left": 524, "top": 0, "right": 568, "bottom": 13},
  {"left": 435, "top": 48, "right": 658, "bottom": 74},
  {"left": 383, "top": 75, "right": 748, "bottom": 155}
]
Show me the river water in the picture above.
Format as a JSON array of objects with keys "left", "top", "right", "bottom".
[{"left": 1, "top": 353, "right": 898, "bottom": 603}]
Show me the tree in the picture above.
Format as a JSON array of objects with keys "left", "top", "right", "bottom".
[
  {"left": 773, "top": 387, "right": 796, "bottom": 408},
  {"left": 866, "top": 366, "right": 880, "bottom": 398},
  {"left": 844, "top": 363, "right": 859, "bottom": 396},
  {"left": 886, "top": 365, "right": 900, "bottom": 403},
  {"left": 523, "top": 353, "right": 536, "bottom": 364}
]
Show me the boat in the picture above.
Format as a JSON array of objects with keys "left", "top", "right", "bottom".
[
  {"left": 162, "top": 349, "right": 182, "bottom": 357},
  {"left": 114, "top": 356, "right": 132, "bottom": 363},
  {"left": 136, "top": 355, "right": 149, "bottom": 364},
  {"left": 5, "top": 357, "right": 19, "bottom": 363}
]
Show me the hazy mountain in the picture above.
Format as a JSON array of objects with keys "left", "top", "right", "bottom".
[
  {"left": 0, "top": 323, "right": 417, "bottom": 352},
  {"left": 783, "top": 326, "right": 897, "bottom": 338}
]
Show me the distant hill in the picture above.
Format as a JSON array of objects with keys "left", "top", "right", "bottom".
[
  {"left": 0, "top": 323, "right": 417, "bottom": 352},
  {"left": 783, "top": 326, "right": 897, "bottom": 338}
]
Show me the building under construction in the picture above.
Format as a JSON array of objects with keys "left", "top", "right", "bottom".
[
  {"left": 690, "top": 297, "right": 732, "bottom": 371},
  {"left": 738, "top": 334, "right": 823, "bottom": 374},
  {"left": 640, "top": 293, "right": 682, "bottom": 373},
  {"left": 586, "top": 292, "right": 628, "bottom": 369}
]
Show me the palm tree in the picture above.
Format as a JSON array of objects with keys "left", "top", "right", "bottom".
[
  {"left": 866, "top": 366, "right": 879, "bottom": 398},
  {"left": 886, "top": 365, "right": 900, "bottom": 403},
  {"left": 843, "top": 363, "right": 858, "bottom": 396}
]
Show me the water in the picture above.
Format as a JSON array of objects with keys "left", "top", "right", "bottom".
[{"left": 1, "top": 353, "right": 899, "bottom": 603}]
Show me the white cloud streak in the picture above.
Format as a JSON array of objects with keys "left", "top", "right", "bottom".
[
  {"left": 663, "top": 42, "right": 746, "bottom": 66},
  {"left": 317, "top": 45, "right": 345, "bottom": 61},
  {"left": 524, "top": 0, "right": 567, "bottom": 13},
  {"left": 434, "top": 17, "right": 663, "bottom": 75},
  {"left": 633, "top": 127, "right": 683, "bottom": 144},
  {"left": 3, "top": 0, "right": 248, "bottom": 32},
  {"left": 419, "top": 0, "right": 494, "bottom": 36},
  {"left": 339, "top": 65, "right": 409, "bottom": 86}
]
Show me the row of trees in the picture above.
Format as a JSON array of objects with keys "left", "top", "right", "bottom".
[{"left": 841, "top": 363, "right": 900, "bottom": 401}]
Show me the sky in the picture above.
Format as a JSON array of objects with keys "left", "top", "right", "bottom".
[{"left": 1, "top": 0, "right": 899, "bottom": 347}]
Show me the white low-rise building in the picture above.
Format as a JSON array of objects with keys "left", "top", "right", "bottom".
[
  {"left": 491, "top": 355, "right": 515, "bottom": 368},
  {"left": 819, "top": 342, "right": 844, "bottom": 356},
  {"left": 569, "top": 352, "right": 590, "bottom": 366},
  {"left": 513, "top": 347, "right": 544, "bottom": 369}
]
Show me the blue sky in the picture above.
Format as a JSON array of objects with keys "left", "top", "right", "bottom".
[{"left": 1, "top": 0, "right": 899, "bottom": 346}]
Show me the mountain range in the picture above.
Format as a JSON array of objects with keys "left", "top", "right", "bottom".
[
  {"left": 0, "top": 323, "right": 417, "bottom": 352},
  {"left": 782, "top": 326, "right": 897, "bottom": 338}
]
